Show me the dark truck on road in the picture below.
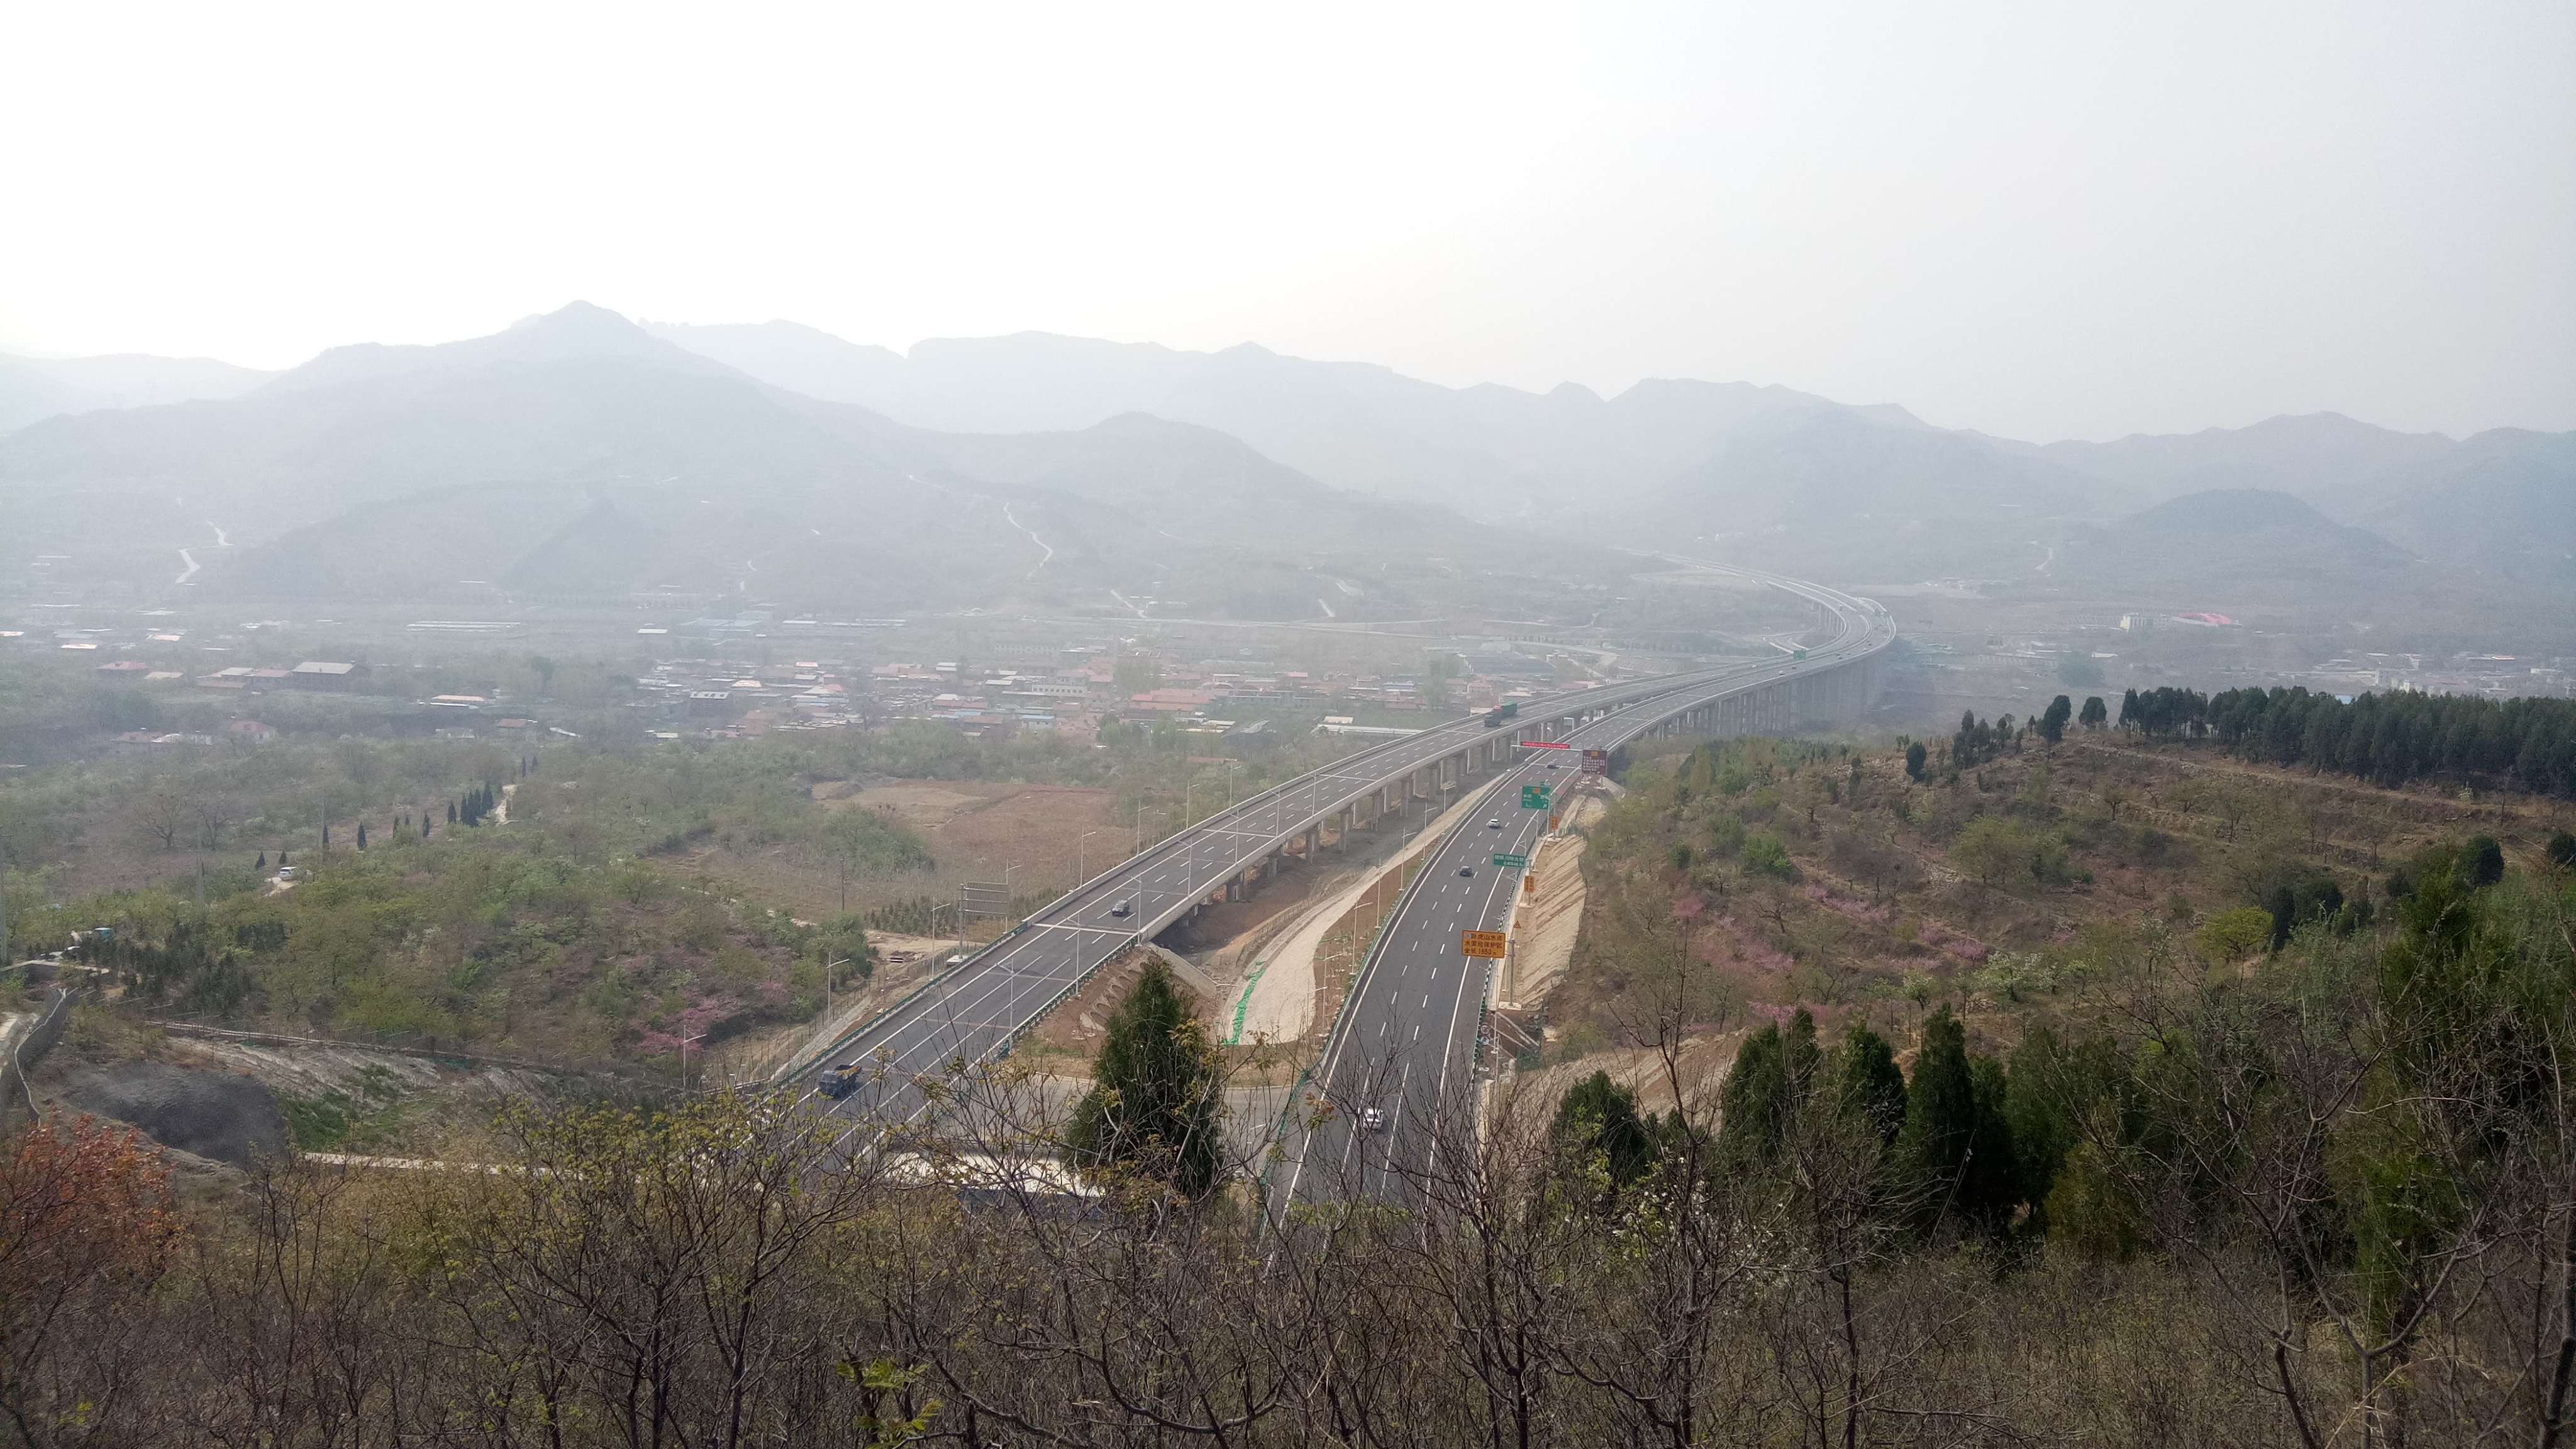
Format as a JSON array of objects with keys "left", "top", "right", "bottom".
[
  {"left": 1480, "top": 701, "right": 1519, "bottom": 729},
  {"left": 818, "top": 1062, "right": 865, "bottom": 1099}
]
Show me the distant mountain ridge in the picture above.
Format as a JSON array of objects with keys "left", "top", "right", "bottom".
[
  {"left": 0, "top": 350, "right": 276, "bottom": 436},
  {"left": 4, "top": 307, "right": 2567, "bottom": 630},
  {"left": 645, "top": 319, "right": 1898, "bottom": 521},
  {"left": 644, "top": 318, "right": 2571, "bottom": 583},
  {"left": 0, "top": 305, "right": 1551, "bottom": 619}
]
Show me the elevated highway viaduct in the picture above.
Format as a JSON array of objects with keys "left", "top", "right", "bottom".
[{"left": 792, "top": 562, "right": 1894, "bottom": 1157}]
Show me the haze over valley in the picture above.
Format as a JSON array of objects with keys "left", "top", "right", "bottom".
[
  {"left": 7, "top": 8, "right": 2576, "bottom": 1446},
  {"left": 6, "top": 301, "right": 2568, "bottom": 682}
]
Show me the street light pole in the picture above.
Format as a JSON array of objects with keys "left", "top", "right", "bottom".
[
  {"left": 680, "top": 1028, "right": 706, "bottom": 1094},
  {"left": 824, "top": 955, "right": 850, "bottom": 1028}
]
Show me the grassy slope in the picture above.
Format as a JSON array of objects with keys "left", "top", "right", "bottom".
[{"left": 1545, "top": 727, "right": 2576, "bottom": 1063}]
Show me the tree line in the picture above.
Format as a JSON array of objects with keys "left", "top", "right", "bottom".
[{"left": 2113, "top": 684, "right": 2576, "bottom": 797}]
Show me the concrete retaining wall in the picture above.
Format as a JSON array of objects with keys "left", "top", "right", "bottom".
[{"left": 2, "top": 987, "right": 76, "bottom": 1123}]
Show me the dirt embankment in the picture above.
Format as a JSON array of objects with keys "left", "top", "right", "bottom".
[
  {"left": 31, "top": 1012, "right": 596, "bottom": 1174},
  {"left": 1502, "top": 832, "right": 1589, "bottom": 1010},
  {"left": 56, "top": 1060, "right": 288, "bottom": 1170},
  {"left": 1502, "top": 1032, "right": 1745, "bottom": 1125},
  {"left": 1018, "top": 945, "right": 1160, "bottom": 1058}
]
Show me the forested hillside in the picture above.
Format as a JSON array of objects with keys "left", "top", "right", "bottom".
[{"left": 3, "top": 729, "right": 2572, "bottom": 1444}]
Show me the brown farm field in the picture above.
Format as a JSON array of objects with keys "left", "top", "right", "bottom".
[{"left": 662, "top": 779, "right": 1124, "bottom": 921}]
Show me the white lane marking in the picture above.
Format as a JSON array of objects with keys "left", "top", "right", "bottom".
[{"left": 1021, "top": 923, "right": 1136, "bottom": 936}]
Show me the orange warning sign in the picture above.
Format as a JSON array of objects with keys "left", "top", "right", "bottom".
[{"left": 1460, "top": 930, "right": 1508, "bottom": 958}]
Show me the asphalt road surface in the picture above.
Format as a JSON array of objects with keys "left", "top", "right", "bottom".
[{"left": 1273, "top": 570, "right": 1890, "bottom": 1210}]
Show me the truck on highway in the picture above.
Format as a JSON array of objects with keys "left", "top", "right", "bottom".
[
  {"left": 818, "top": 1062, "right": 865, "bottom": 1099},
  {"left": 1480, "top": 701, "right": 1519, "bottom": 729}
]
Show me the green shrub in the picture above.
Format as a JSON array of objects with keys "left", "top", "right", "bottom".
[{"left": 1738, "top": 832, "right": 1793, "bottom": 879}]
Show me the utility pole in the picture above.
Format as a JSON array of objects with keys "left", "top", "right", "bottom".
[{"left": 824, "top": 955, "right": 850, "bottom": 1027}]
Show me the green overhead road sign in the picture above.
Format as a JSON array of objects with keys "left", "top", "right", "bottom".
[
  {"left": 1492, "top": 852, "right": 1528, "bottom": 869},
  {"left": 1521, "top": 784, "right": 1552, "bottom": 809}
]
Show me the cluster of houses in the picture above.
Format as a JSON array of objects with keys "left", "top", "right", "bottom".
[
  {"left": 79, "top": 657, "right": 372, "bottom": 692},
  {"left": 631, "top": 643, "right": 1563, "bottom": 743},
  {"left": 633, "top": 659, "right": 860, "bottom": 741}
]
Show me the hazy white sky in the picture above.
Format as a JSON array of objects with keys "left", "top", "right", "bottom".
[{"left": 3, "top": 2, "right": 2568, "bottom": 441}]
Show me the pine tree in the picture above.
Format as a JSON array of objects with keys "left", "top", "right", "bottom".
[
  {"left": 2079, "top": 696, "right": 2107, "bottom": 730},
  {"left": 1825, "top": 1020, "right": 1907, "bottom": 1146},
  {"left": 447, "top": 801, "right": 458, "bottom": 824},
  {"left": 2550, "top": 830, "right": 2576, "bottom": 870},
  {"left": 1065, "top": 959, "right": 1221, "bottom": 1197},
  {"left": 255, "top": 852, "right": 267, "bottom": 871},
  {"left": 2003, "top": 1027, "right": 2069, "bottom": 1209},
  {"left": 2040, "top": 695, "right": 2073, "bottom": 745},
  {"left": 2465, "top": 834, "right": 2506, "bottom": 888},
  {"left": 1552, "top": 1070, "right": 1657, "bottom": 1185},
  {"left": 1904, "top": 741, "right": 1927, "bottom": 780},
  {"left": 1895, "top": 1009, "right": 2019, "bottom": 1233},
  {"left": 355, "top": 823, "right": 368, "bottom": 850},
  {"left": 1718, "top": 1008, "right": 1821, "bottom": 1167}
]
